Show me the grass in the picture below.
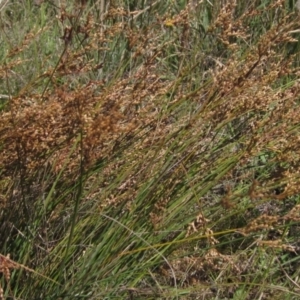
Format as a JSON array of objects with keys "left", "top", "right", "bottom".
[{"left": 1, "top": 0, "right": 300, "bottom": 299}]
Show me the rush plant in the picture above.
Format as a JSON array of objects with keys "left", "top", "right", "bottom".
[{"left": 1, "top": 0, "right": 300, "bottom": 299}]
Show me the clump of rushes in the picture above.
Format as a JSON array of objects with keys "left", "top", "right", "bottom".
[{"left": 1, "top": 0, "right": 300, "bottom": 299}]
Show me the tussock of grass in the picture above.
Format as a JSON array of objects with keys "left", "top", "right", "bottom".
[{"left": 1, "top": 0, "right": 300, "bottom": 299}]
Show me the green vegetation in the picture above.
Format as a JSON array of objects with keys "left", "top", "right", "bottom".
[{"left": 1, "top": 0, "right": 300, "bottom": 299}]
